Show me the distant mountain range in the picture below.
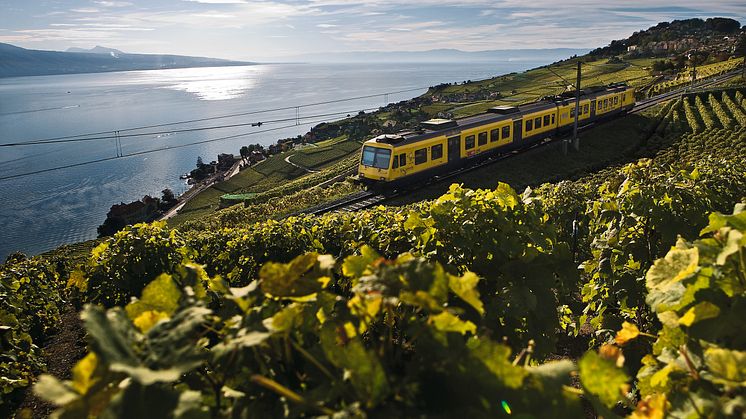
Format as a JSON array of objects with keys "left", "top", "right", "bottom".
[
  {"left": 0, "top": 43, "right": 254, "bottom": 78},
  {"left": 281, "top": 48, "right": 590, "bottom": 63},
  {"left": 0, "top": 43, "right": 591, "bottom": 78}
]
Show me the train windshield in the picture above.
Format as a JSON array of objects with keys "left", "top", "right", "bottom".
[{"left": 361, "top": 146, "right": 391, "bottom": 169}]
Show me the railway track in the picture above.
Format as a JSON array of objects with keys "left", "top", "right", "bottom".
[
  {"left": 632, "top": 70, "right": 740, "bottom": 113},
  {"left": 302, "top": 190, "right": 391, "bottom": 215},
  {"left": 303, "top": 70, "right": 742, "bottom": 216}
]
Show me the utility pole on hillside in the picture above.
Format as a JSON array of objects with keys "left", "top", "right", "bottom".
[
  {"left": 691, "top": 61, "right": 697, "bottom": 87},
  {"left": 572, "top": 61, "right": 582, "bottom": 152}
]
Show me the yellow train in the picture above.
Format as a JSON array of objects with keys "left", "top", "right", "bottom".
[{"left": 358, "top": 84, "right": 635, "bottom": 186}]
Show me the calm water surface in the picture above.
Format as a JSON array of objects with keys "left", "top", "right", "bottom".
[{"left": 0, "top": 60, "right": 551, "bottom": 259}]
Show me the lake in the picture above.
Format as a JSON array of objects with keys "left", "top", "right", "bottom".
[{"left": 0, "top": 59, "right": 556, "bottom": 259}]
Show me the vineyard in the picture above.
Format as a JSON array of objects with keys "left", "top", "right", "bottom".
[
  {"left": 2, "top": 86, "right": 746, "bottom": 418},
  {"left": 647, "top": 57, "right": 744, "bottom": 96}
]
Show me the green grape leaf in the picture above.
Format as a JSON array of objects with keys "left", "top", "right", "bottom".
[
  {"left": 646, "top": 246, "right": 699, "bottom": 311},
  {"left": 72, "top": 352, "right": 99, "bottom": 394},
  {"left": 174, "top": 390, "right": 210, "bottom": 419},
  {"left": 678, "top": 301, "right": 720, "bottom": 327},
  {"left": 615, "top": 322, "right": 641, "bottom": 345},
  {"left": 578, "top": 350, "right": 630, "bottom": 408},
  {"left": 716, "top": 228, "right": 744, "bottom": 265},
  {"left": 342, "top": 245, "right": 381, "bottom": 279},
  {"left": 82, "top": 306, "right": 139, "bottom": 367},
  {"left": 529, "top": 359, "right": 576, "bottom": 388},
  {"left": 319, "top": 322, "right": 389, "bottom": 407},
  {"left": 102, "top": 379, "right": 180, "bottom": 418},
  {"left": 429, "top": 311, "right": 477, "bottom": 335},
  {"left": 468, "top": 337, "right": 527, "bottom": 389},
  {"left": 125, "top": 273, "right": 181, "bottom": 325},
  {"left": 262, "top": 303, "right": 305, "bottom": 333},
  {"left": 448, "top": 271, "right": 484, "bottom": 315},
  {"left": 704, "top": 348, "right": 746, "bottom": 387},
  {"left": 109, "top": 364, "right": 185, "bottom": 385},
  {"left": 34, "top": 375, "right": 79, "bottom": 406},
  {"left": 259, "top": 253, "right": 332, "bottom": 298}
]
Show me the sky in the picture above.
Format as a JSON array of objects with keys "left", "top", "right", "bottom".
[{"left": 1, "top": 1, "right": 745, "bottom": 61}]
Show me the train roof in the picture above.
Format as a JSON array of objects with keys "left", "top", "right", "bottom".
[{"left": 366, "top": 84, "right": 632, "bottom": 147}]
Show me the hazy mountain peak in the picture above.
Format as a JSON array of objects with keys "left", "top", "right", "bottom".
[{"left": 66, "top": 45, "right": 125, "bottom": 55}]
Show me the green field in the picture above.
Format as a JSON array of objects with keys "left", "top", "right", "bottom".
[
  {"left": 167, "top": 152, "right": 307, "bottom": 225},
  {"left": 289, "top": 139, "right": 362, "bottom": 169}
]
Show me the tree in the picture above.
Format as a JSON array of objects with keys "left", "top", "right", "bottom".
[
  {"left": 161, "top": 188, "right": 176, "bottom": 203},
  {"left": 705, "top": 17, "right": 741, "bottom": 33},
  {"left": 196, "top": 156, "right": 204, "bottom": 168},
  {"left": 240, "top": 146, "right": 250, "bottom": 162},
  {"left": 651, "top": 59, "right": 674, "bottom": 72}
]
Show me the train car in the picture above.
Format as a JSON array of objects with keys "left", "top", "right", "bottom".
[{"left": 358, "top": 84, "right": 635, "bottom": 187}]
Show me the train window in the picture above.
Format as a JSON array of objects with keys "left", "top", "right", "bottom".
[
  {"left": 362, "top": 146, "right": 391, "bottom": 169},
  {"left": 465, "top": 135, "right": 475, "bottom": 149},
  {"left": 535, "top": 117, "right": 542, "bottom": 128},
  {"left": 551, "top": 114, "right": 555, "bottom": 124},
  {"left": 399, "top": 153, "right": 406, "bottom": 166},
  {"left": 570, "top": 107, "right": 575, "bottom": 118},
  {"left": 614, "top": 97, "right": 619, "bottom": 105},
  {"left": 543, "top": 115, "right": 550, "bottom": 126},
  {"left": 502, "top": 125, "right": 510, "bottom": 139},
  {"left": 431, "top": 144, "right": 443, "bottom": 160},
  {"left": 526, "top": 120, "right": 533, "bottom": 131},
  {"left": 597, "top": 100, "right": 602, "bottom": 109},
  {"left": 478, "top": 132, "right": 488, "bottom": 146},
  {"left": 392, "top": 156, "right": 399, "bottom": 169},
  {"left": 414, "top": 148, "right": 427, "bottom": 165},
  {"left": 604, "top": 99, "right": 608, "bottom": 108},
  {"left": 490, "top": 129, "right": 499, "bottom": 142},
  {"left": 583, "top": 104, "right": 589, "bottom": 114}
]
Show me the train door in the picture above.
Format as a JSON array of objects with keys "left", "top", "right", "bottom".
[
  {"left": 513, "top": 119, "right": 522, "bottom": 143},
  {"left": 590, "top": 100, "right": 596, "bottom": 118},
  {"left": 447, "top": 136, "right": 461, "bottom": 163}
]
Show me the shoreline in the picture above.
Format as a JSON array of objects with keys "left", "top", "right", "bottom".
[{"left": 159, "top": 157, "right": 246, "bottom": 221}]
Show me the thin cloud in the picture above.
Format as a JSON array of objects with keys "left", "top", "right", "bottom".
[
  {"left": 3, "top": 0, "right": 746, "bottom": 59},
  {"left": 93, "top": 1, "right": 133, "bottom": 7},
  {"left": 69, "top": 8, "right": 100, "bottom": 13},
  {"left": 183, "top": 0, "right": 248, "bottom": 3}
]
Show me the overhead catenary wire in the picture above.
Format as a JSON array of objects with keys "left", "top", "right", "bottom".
[
  {"left": 0, "top": 118, "right": 333, "bottom": 182},
  {"left": 2, "top": 86, "right": 431, "bottom": 145},
  {"left": 0, "top": 107, "right": 382, "bottom": 147}
]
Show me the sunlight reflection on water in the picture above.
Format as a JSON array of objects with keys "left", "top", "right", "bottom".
[
  {"left": 161, "top": 66, "right": 263, "bottom": 100},
  {"left": 124, "top": 65, "right": 265, "bottom": 100}
]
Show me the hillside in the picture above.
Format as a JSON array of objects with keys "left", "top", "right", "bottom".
[
  {"left": 3, "top": 17, "right": 746, "bottom": 419},
  {"left": 590, "top": 17, "right": 745, "bottom": 59},
  {"left": 0, "top": 43, "right": 254, "bottom": 78},
  {"left": 5, "top": 84, "right": 746, "bottom": 418}
]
